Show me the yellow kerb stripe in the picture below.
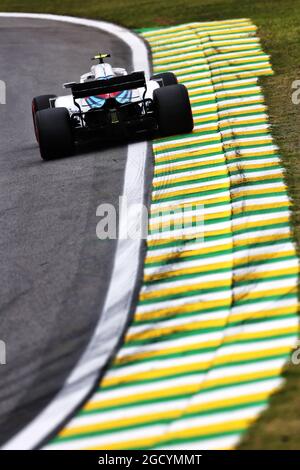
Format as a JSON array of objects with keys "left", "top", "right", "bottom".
[
  {"left": 108, "top": 345, "right": 292, "bottom": 387},
  {"left": 127, "top": 304, "right": 297, "bottom": 343},
  {"left": 60, "top": 390, "right": 275, "bottom": 439}
]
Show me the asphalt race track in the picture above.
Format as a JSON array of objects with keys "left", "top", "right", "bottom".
[{"left": 0, "top": 17, "right": 148, "bottom": 444}]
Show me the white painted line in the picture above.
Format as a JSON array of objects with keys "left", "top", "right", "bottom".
[{"left": 0, "top": 12, "right": 150, "bottom": 450}]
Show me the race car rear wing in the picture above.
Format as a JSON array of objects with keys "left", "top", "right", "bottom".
[{"left": 68, "top": 71, "right": 146, "bottom": 99}]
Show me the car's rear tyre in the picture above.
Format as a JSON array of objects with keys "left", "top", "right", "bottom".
[
  {"left": 151, "top": 72, "right": 178, "bottom": 87},
  {"left": 35, "top": 108, "right": 74, "bottom": 161},
  {"left": 32, "top": 94, "right": 57, "bottom": 141},
  {"left": 153, "top": 84, "right": 194, "bottom": 137}
]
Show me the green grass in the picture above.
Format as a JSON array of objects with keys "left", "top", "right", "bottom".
[{"left": 1, "top": 0, "right": 300, "bottom": 450}]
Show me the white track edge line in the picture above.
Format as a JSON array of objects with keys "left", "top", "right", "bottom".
[{"left": 0, "top": 12, "right": 150, "bottom": 450}]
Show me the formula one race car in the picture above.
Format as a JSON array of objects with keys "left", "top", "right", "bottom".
[{"left": 32, "top": 53, "right": 194, "bottom": 160}]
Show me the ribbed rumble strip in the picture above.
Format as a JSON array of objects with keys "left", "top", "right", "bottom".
[{"left": 49, "top": 18, "right": 299, "bottom": 450}]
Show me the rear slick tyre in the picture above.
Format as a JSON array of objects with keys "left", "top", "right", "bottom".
[
  {"left": 151, "top": 72, "right": 178, "bottom": 87},
  {"left": 32, "top": 94, "right": 57, "bottom": 142},
  {"left": 153, "top": 84, "right": 194, "bottom": 137},
  {"left": 35, "top": 108, "right": 74, "bottom": 161}
]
